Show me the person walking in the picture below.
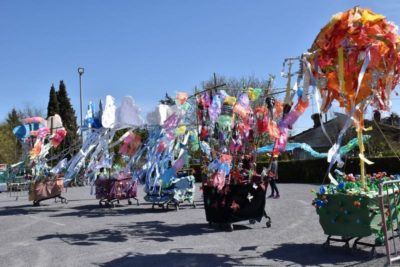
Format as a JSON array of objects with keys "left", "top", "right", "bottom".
[{"left": 267, "top": 155, "right": 280, "bottom": 199}]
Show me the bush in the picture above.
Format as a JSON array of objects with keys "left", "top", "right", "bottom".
[{"left": 190, "top": 157, "right": 400, "bottom": 184}]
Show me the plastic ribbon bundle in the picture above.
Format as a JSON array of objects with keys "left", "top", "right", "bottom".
[
  {"left": 63, "top": 95, "right": 144, "bottom": 186},
  {"left": 140, "top": 92, "right": 199, "bottom": 193},
  {"left": 257, "top": 135, "right": 371, "bottom": 158}
]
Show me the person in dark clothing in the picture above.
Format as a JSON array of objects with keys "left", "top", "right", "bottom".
[{"left": 268, "top": 156, "right": 280, "bottom": 199}]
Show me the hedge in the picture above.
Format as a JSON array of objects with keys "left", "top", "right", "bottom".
[{"left": 190, "top": 156, "right": 400, "bottom": 184}]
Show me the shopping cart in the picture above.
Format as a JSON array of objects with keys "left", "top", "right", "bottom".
[
  {"left": 96, "top": 173, "right": 139, "bottom": 207},
  {"left": 145, "top": 170, "right": 196, "bottom": 211},
  {"left": 29, "top": 178, "right": 67, "bottom": 206}
]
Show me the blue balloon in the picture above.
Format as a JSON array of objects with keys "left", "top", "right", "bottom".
[
  {"left": 319, "top": 185, "right": 326, "bottom": 195},
  {"left": 297, "top": 87, "right": 303, "bottom": 97}
]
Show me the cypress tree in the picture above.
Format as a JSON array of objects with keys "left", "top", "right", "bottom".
[
  {"left": 47, "top": 84, "right": 60, "bottom": 117},
  {"left": 57, "top": 80, "right": 79, "bottom": 154}
]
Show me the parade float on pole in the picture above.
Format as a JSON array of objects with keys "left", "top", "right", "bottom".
[{"left": 308, "top": 7, "right": 400, "bottom": 254}]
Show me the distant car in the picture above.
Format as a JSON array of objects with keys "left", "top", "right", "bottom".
[{"left": 0, "top": 164, "right": 8, "bottom": 192}]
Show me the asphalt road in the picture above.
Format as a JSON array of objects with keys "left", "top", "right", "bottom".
[{"left": 0, "top": 183, "right": 394, "bottom": 267}]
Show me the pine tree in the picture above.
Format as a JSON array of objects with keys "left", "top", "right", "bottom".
[
  {"left": 6, "top": 108, "right": 20, "bottom": 130},
  {"left": 47, "top": 83, "right": 60, "bottom": 117},
  {"left": 5, "top": 108, "right": 22, "bottom": 162},
  {"left": 57, "top": 80, "right": 79, "bottom": 155}
]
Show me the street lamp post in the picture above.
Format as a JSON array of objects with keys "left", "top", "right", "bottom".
[{"left": 78, "top": 67, "right": 84, "bottom": 143}]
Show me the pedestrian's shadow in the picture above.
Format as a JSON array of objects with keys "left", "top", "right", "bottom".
[
  {"left": 96, "top": 251, "right": 244, "bottom": 267},
  {"left": 263, "top": 243, "right": 379, "bottom": 266}
]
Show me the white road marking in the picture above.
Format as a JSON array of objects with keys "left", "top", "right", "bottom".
[{"left": 25, "top": 215, "right": 66, "bottom": 226}]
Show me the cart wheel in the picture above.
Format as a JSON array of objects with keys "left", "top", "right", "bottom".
[
  {"left": 266, "top": 221, "right": 271, "bottom": 228},
  {"left": 33, "top": 201, "right": 40, "bottom": 206},
  {"left": 99, "top": 201, "right": 103, "bottom": 207},
  {"left": 249, "top": 219, "right": 256, "bottom": 225},
  {"left": 64, "top": 199, "right": 68, "bottom": 204},
  {"left": 369, "top": 248, "right": 377, "bottom": 259},
  {"left": 343, "top": 242, "right": 351, "bottom": 254},
  {"left": 351, "top": 243, "right": 358, "bottom": 254},
  {"left": 128, "top": 200, "right": 132, "bottom": 205}
]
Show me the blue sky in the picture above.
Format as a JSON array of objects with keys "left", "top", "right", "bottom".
[{"left": 1, "top": 0, "right": 400, "bottom": 132}]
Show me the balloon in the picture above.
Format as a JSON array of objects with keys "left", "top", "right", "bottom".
[
  {"left": 297, "top": 87, "right": 303, "bottom": 98},
  {"left": 224, "top": 96, "right": 236, "bottom": 106},
  {"left": 176, "top": 92, "right": 189, "bottom": 105}
]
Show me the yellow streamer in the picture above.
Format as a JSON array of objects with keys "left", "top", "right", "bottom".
[{"left": 338, "top": 47, "right": 345, "bottom": 107}]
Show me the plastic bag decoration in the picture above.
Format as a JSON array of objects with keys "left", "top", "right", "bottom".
[
  {"left": 247, "top": 87, "right": 263, "bottom": 101},
  {"left": 308, "top": 7, "right": 400, "bottom": 114}
]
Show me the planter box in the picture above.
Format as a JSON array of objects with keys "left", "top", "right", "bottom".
[{"left": 316, "top": 193, "right": 381, "bottom": 237}]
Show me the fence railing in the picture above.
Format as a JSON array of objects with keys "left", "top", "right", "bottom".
[{"left": 379, "top": 180, "right": 400, "bottom": 265}]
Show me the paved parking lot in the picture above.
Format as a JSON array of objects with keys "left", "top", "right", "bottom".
[{"left": 0, "top": 183, "right": 392, "bottom": 266}]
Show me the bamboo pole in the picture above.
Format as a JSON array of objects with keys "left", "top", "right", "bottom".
[{"left": 357, "top": 108, "right": 366, "bottom": 188}]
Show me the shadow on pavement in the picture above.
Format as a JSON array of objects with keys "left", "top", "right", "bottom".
[
  {"left": 115, "top": 220, "right": 216, "bottom": 242},
  {"left": 97, "top": 252, "right": 243, "bottom": 267},
  {"left": 263, "top": 242, "right": 378, "bottom": 266},
  {"left": 36, "top": 229, "right": 128, "bottom": 245},
  {"left": 48, "top": 204, "right": 188, "bottom": 219},
  {"left": 35, "top": 221, "right": 217, "bottom": 245},
  {"left": 0, "top": 204, "right": 60, "bottom": 216}
]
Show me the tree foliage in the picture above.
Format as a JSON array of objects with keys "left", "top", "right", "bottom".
[
  {"left": 56, "top": 80, "right": 79, "bottom": 155},
  {"left": 47, "top": 84, "right": 60, "bottom": 117}
]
